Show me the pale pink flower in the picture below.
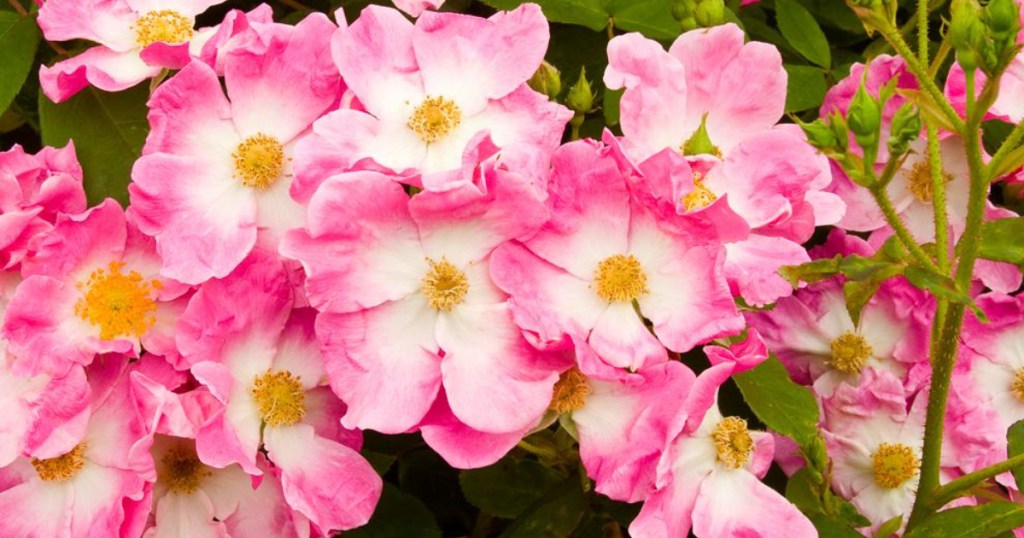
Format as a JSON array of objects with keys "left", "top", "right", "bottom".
[
  {"left": 631, "top": 365, "right": 815, "bottom": 538},
  {"left": 822, "top": 368, "right": 925, "bottom": 529},
  {"left": 175, "top": 253, "right": 381, "bottom": 534},
  {"left": 129, "top": 13, "right": 341, "bottom": 285},
  {"left": 490, "top": 140, "right": 743, "bottom": 372},
  {"left": 2, "top": 200, "right": 188, "bottom": 376},
  {"left": 281, "top": 161, "right": 562, "bottom": 449},
  {"left": 0, "top": 143, "right": 85, "bottom": 270},
  {"left": 291, "top": 4, "right": 570, "bottom": 195},
  {"left": 747, "top": 277, "right": 931, "bottom": 397},
  {"left": 37, "top": 0, "right": 228, "bottom": 102},
  {"left": 0, "top": 357, "right": 150, "bottom": 537}
]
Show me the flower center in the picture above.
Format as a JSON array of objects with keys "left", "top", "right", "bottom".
[
  {"left": 549, "top": 367, "right": 591, "bottom": 414},
  {"left": 871, "top": 443, "right": 920, "bottom": 489},
  {"left": 233, "top": 133, "right": 285, "bottom": 190},
  {"left": 1011, "top": 368, "right": 1024, "bottom": 402},
  {"left": 593, "top": 254, "right": 648, "bottom": 303},
  {"left": 829, "top": 331, "right": 873, "bottom": 374},
  {"left": 134, "top": 10, "right": 193, "bottom": 48},
  {"left": 159, "top": 447, "right": 210, "bottom": 494},
  {"left": 904, "top": 161, "right": 952, "bottom": 203},
  {"left": 681, "top": 176, "right": 718, "bottom": 212},
  {"left": 711, "top": 417, "right": 753, "bottom": 470},
  {"left": 408, "top": 96, "right": 462, "bottom": 143},
  {"left": 74, "top": 261, "right": 160, "bottom": 341},
  {"left": 32, "top": 444, "right": 86, "bottom": 482},
  {"left": 251, "top": 370, "right": 306, "bottom": 427},
  {"left": 421, "top": 257, "right": 469, "bottom": 312}
]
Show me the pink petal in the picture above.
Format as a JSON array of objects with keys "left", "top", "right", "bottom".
[
  {"left": 692, "top": 470, "right": 815, "bottom": 538},
  {"left": 419, "top": 391, "right": 527, "bottom": 469},
  {"left": 37, "top": 0, "right": 137, "bottom": 50},
  {"left": 724, "top": 234, "right": 810, "bottom": 307},
  {"left": 40, "top": 47, "right": 160, "bottom": 103}
]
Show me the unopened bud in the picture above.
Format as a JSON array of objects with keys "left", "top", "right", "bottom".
[
  {"left": 528, "top": 61, "right": 562, "bottom": 101},
  {"left": 672, "top": 0, "right": 693, "bottom": 21},
  {"left": 846, "top": 85, "right": 882, "bottom": 150},
  {"left": 950, "top": 0, "right": 986, "bottom": 71},
  {"left": 985, "top": 0, "right": 1020, "bottom": 38},
  {"left": 695, "top": 0, "right": 726, "bottom": 27},
  {"left": 566, "top": 67, "right": 594, "bottom": 115},
  {"left": 680, "top": 16, "right": 699, "bottom": 31},
  {"left": 887, "top": 103, "right": 922, "bottom": 157},
  {"left": 799, "top": 118, "right": 838, "bottom": 150}
]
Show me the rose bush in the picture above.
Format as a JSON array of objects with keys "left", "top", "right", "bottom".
[{"left": 0, "top": 0, "right": 1023, "bottom": 536}]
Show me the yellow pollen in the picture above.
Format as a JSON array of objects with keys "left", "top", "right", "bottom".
[
  {"left": 681, "top": 177, "right": 718, "bottom": 212},
  {"left": 1011, "top": 368, "right": 1024, "bottom": 402},
  {"left": 133, "top": 10, "right": 193, "bottom": 48},
  {"left": 871, "top": 443, "right": 919, "bottom": 489},
  {"left": 421, "top": 257, "right": 469, "bottom": 311},
  {"left": 74, "top": 261, "right": 160, "bottom": 341},
  {"left": 711, "top": 417, "right": 753, "bottom": 470},
  {"left": 32, "top": 444, "right": 86, "bottom": 482},
  {"left": 159, "top": 447, "right": 211, "bottom": 494},
  {"left": 593, "top": 254, "right": 648, "bottom": 303},
  {"left": 549, "top": 368, "right": 591, "bottom": 414},
  {"left": 233, "top": 133, "right": 285, "bottom": 190},
  {"left": 904, "top": 161, "right": 952, "bottom": 203},
  {"left": 829, "top": 331, "right": 873, "bottom": 374},
  {"left": 251, "top": 370, "right": 306, "bottom": 427},
  {"left": 408, "top": 96, "right": 462, "bottom": 143}
]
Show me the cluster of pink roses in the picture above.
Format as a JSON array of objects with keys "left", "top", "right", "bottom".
[{"left": 0, "top": 0, "right": 1020, "bottom": 536}]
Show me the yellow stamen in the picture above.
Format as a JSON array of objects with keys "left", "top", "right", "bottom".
[
  {"left": 74, "top": 261, "right": 160, "bottom": 341},
  {"left": 159, "top": 447, "right": 211, "bottom": 494},
  {"left": 408, "top": 96, "right": 462, "bottom": 143},
  {"left": 32, "top": 444, "right": 86, "bottom": 482},
  {"left": 1011, "top": 368, "right": 1024, "bottom": 402},
  {"left": 711, "top": 417, "right": 753, "bottom": 470},
  {"left": 592, "top": 254, "right": 648, "bottom": 303},
  {"left": 681, "top": 176, "right": 718, "bottom": 212},
  {"left": 549, "top": 367, "right": 591, "bottom": 414},
  {"left": 233, "top": 133, "right": 285, "bottom": 190},
  {"left": 904, "top": 161, "right": 952, "bottom": 203},
  {"left": 871, "top": 443, "right": 919, "bottom": 488},
  {"left": 829, "top": 331, "right": 873, "bottom": 374},
  {"left": 251, "top": 370, "right": 306, "bottom": 427},
  {"left": 134, "top": 10, "right": 193, "bottom": 48},
  {"left": 421, "top": 257, "right": 469, "bottom": 311}
]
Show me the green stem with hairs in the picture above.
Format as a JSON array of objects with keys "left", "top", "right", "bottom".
[{"left": 926, "top": 453, "right": 1024, "bottom": 510}]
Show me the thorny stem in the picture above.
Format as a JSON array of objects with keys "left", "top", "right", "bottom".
[
  {"left": 879, "top": 24, "right": 966, "bottom": 133},
  {"left": 6, "top": 0, "right": 26, "bottom": 15},
  {"left": 869, "top": 184, "right": 940, "bottom": 272},
  {"left": 927, "top": 453, "right": 1024, "bottom": 510}
]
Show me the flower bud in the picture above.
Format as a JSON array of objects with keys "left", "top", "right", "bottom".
[
  {"left": 950, "top": 0, "right": 986, "bottom": 71},
  {"left": 566, "top": 67, "right": 594, "bottom": 115},
  {"left": 799, "top": 118, "right": 838, "bottom": 151},
  {"left": 695, "top": 0, "right": 726, "bottom": 27},
  {"left": 985, "top": 0, "right": 1020, "bottom": 38},
  {"left": 887, "top": 103, "right": 922, "bottom": 157},
  {"left": 528, "top": 61, "right": 562, "bottom": 101},
  {"left": 672, "top": 0, "right": 693, "bottom": 21},
  {"left": 846, "top": 85, "right": 882, "bottom": 150}
]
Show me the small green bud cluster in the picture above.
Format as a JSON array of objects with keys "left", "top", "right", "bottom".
[
  {"left": 950, "top": 0, "right": 1022, "bottom": 74},
  {"left": 672, "top": 0, "right": 726, "bottom": 31}
]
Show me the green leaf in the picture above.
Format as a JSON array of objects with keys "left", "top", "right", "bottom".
[
  {"left": 606, "top": 0, "right": 681, "bottom": 40},
  {"left": 733, "top": 355, "right": 820, "bottom": 446},
  {"left": 875, "top": 515, "right": 904, "bottom": 537},
  {"left": 38, "top": 86, "right": 150, "bottom": 205},
  {"left": 460, "top": 457, "right": 561, "bottom": 519},
  {"left": 499, "top": 476, "right": 588, "bottom": 538},
  {"left": 479, "top": 0, "right": 609, "bottom": 31},
  {"left": 809, "top": 515, "right": 871, "bottom": 538},
  {"left": 904, "top": 503, "right": 1024, "bottom": 538},
  {"left": 0, "top": 11, "right": 40, "bottom": 116},
  {"left": 1007, "top": 420, "right": 1024, "bottom": 491},
  {"left": 780, "top": 255, "right": 842, "bottom": 286},
  {"left": 903, "top": 266, "right": 987, "bottom": 321},
  {"left": 362, "top": 450, "right": 397, "bottom": 476},
  {"left": 784, "top": 64, "right": 827, "bottom": 112},
  {"left": 346, "top": 484, "right": 442, "bottom": 538},
  {"left": 775, "top": 0, "right": 832, "bottom": 68},
  {"left": 980, "top": 217, "right": 1024, "bottom": 264}
]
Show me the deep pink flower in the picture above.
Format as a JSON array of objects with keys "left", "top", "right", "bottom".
[
  {"left": 130, "top": 13, "right": 341, "bottom": 285},
  {"left": 0, "top": 143, "right": 85, "bottom": 270},
  {"left": 175, "top": 253, "right": 382, "bottom": 534},
  {"left": 2, "top": 200, "right": 188, "bottom": 376},
  {"left": 291, "top": 4, "right": 570, "bottom": 195},
  {"left": 631, "top": 366, "right": 815, "bottom": 538},
  {"left": 490, "top": 140, "right": 743, "bottom": 371},
  {"left": 38, "top": 0, "right": 228, "bottom": 102},
  {"left": 282, "top": 160, "right": 562, "bottom": 448}
]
